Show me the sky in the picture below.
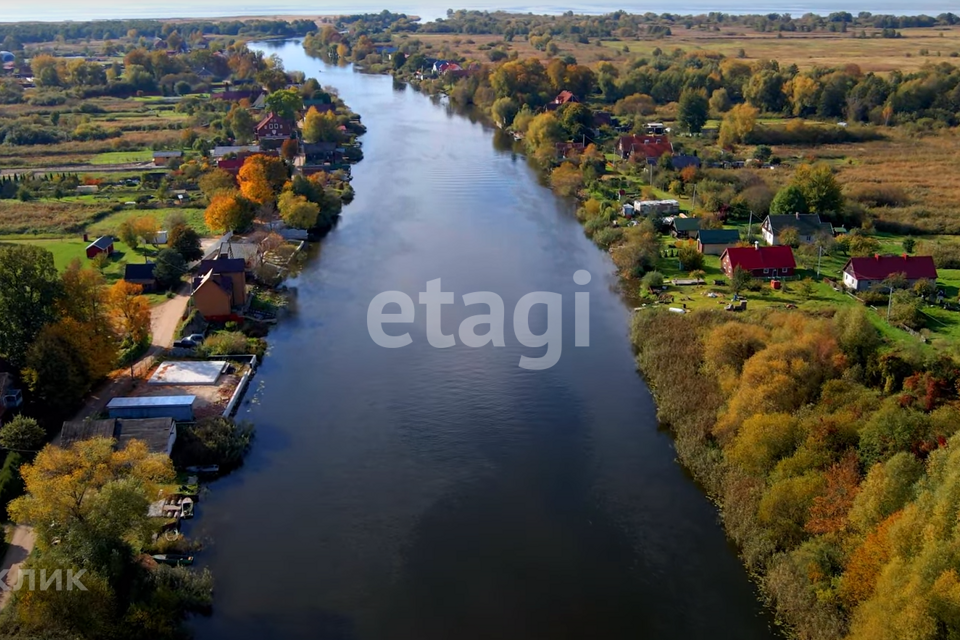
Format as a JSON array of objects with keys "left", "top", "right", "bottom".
[{"left": 6, "top": 0, "right": 958, "bottom": 23}]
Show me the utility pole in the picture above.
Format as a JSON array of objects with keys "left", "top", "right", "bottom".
[
  {"left": 746, "top": 209, "right": 754, "bottom": 240},
  {"left": 816, "top": 244, "right": 823, "bottom": 278},
  {"left": 887, "top": 286, "right": 894, "bottom": 321}
]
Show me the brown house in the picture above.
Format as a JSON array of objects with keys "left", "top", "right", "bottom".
[
  {"left": 196, "top": 258, "right": 246, "bottom": 306},
  {"left": 192, "top": 271, "right": 234, "bottom": 319},
  {"left": 255, "top": 112, "right": 295, "bottom": 150}
]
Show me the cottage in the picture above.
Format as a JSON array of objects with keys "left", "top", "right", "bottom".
[
  {"left": 153, "top": 150, "right": 183, "bottom": 166},
  {"left": 616, "top": 134, "right": 673, "bottom": 162},
  {"left": 124, "top": 262, "right": 157, "bottom": 292},
  {"left": 635, "top": 200, "right": 681, "bottom": 216},
  {"left": 645, "top": 122, "right": 666, "bottom": 135},
  {"left": 61, "top": 417, "right": 178, "bottom": 456},
  {"left": 842, "top": 255, "right": 938, "bottom": 292},
  {"left": 106, "top": 396, "right": 196, "bottom": 421},
  {"left": 302, "top": 141, "right": 339, "bottom": 163},
  {"left": 86, "top": 236, "right": 114, "bottom": 259},
  {"left": 670, "top": 217, "right": 701, "bottom": 240},
  {"left": 192, "top": 270, "right": 234, "bottom": 318},
  {"left": 212, "top": 145, "right": 261, "bottom": 160},
  {"left": 196, "top": 258, "right": 246, "bottom": 305},
  {"left": 544, "top": 91, "right": 579, "bottom": 111},
  {"left": 76, "top": 185, "right": 99, "bottom": 195},
  {"left": 255, "top": 112, "right": 295, "bottom": 150},
  {"left": 721, "top": 245, "right": 796, "bottom": 279},
  {"left": 698, "top": 229, "right": 741, "bottom": 255},
  {"left": 761, "top": 214, "right": 834, "bottom": 246}
]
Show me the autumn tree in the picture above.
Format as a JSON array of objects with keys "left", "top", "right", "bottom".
[
  {"left": 198, "top": 168, "right": 236, "bottom": 199},
  {"left": 805, "top": 454, "right": 860, "bottom": 535},
  {"left": 550, "top": 162, "right": 583, "bottom": 197},
  {"left": 0, "top": 245, "right": 62, "bottom": 367},
  {"left": 238, "top": 154, "right": 288, "bottom": 205},
  {"left": 277, "top": 191, "right": 320, "bottom": 229},
  {"left": 10, "top": 437, "right": 173, "bottom": 550},
  {"left": 118, "top": 218, "right": 139, "bottom": 250},
  {"left": 106, "top": 280, "right": 151, "bottom": 346},
  {"left": 133, "top": 215, "right": 160, "bottom": 245},
  {"left": 205, "top": 191, "right": 254, "bottom": 233},
  {"left": 302, "top": 106, "right": 341, "bottom": 143},
  {"left": 848, "top": 452, "right": 923, "bottom": 533},
  {"left": 718, "top": 103, "right": 758, "bottom": 148},
  {"left": 728, "top": 413, "right": 800, "bottom": 476},
  {"left": 0, "top": 415, "right": 46, "bottom": 452},
  {"left": 280, "top": 137, "right": 299, "bottom": 162},
  {"left": 709, "top": 87, "right": 732, "bottom": 113}
]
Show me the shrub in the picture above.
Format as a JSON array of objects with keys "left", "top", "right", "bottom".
[{"left": 176, "top": 416, "right": 253, "bottom": 471}]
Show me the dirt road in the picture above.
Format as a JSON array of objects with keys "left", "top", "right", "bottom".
[
  {"left": 0, "top": 525, "right": 36, "bottom": 609},
  {"left": 0, "top": 162, "right": 153, "bottom": 177}
]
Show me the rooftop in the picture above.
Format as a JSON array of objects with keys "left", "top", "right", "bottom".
[
  {"left": 106, "top": 396, "right": 196, "bottom": 409},
  {"left": 844, "top": 254, "right": 938, "bottom": 281},
  {"left": 114, "top": 418, "right": 175, "bottom": 454},
  {"left": 87, "top": 236, "right": 113, "bottom": 251},
  {"left": 60, "top": 419, "right": 116, "bottom": 448}
]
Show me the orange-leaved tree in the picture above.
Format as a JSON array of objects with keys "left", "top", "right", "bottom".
[
  {"left": 238, "top": 154, "right": 288, "bottom": 205},
  {"left": 205, "top": 191, "right": 253, "bottom": 233},
  {"left": 106, "top": 280, "right": 151, "bottom": 346}
]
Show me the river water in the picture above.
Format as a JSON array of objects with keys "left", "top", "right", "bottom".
[{"left": 190, "top": 40, "right": 779, "bottom": 640}]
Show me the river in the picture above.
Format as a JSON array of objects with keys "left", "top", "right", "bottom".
[{"left": 189, "top": 40, "right": 780, "bottom": 640}]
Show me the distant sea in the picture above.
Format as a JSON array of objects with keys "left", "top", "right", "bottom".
[{"left": 7, "top": 0, "right": 960, "bottom": 23}]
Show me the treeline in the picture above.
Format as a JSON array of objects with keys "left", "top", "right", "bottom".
[
  {"left": 632, "top": 306, "right": 960, "bottom": 640},
  {"left": 332, "top": 9, "right": 960, "bottom": 40},
  {"left": 0, "top": 18, "right": 315, "bottom": 47}
]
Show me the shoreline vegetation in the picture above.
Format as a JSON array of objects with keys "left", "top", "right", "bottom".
[
  {"left": 301, "top": 10, "right": 960, "bottom": 640},
  {"left": 0, "top": 17, "right": 365, "bottom": 638}
]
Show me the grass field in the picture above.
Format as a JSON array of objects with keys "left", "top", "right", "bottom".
[
  {"left": 601, "top": 25, "right": 960, "bottom": 73},
  {"left": 87, "top": 207, "right": 210, "bottom": 236},
  {"left": 89, "top": 150, "right": 154, "bottom": 165},
  {"left": 0, "top": 236, "right": 170, "bottom": 305}
]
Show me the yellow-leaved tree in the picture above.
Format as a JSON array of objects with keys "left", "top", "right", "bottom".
[
  {"left": 106, "top": 280, "right": 151, "bottom": 346},
  {"left": 9, "top": 438, "right": 175, "bottom": 550},
  {"left": 277, "top": 191, "right": 320, "bottom": 229},
  {"left": 204, "top": 191, "right": 252, "bottom": 233}
]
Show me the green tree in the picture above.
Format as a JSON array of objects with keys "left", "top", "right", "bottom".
[
  {"left": 198, "top": 168, "right": 236, "bottom": 199},
  {"left": 0, "top": 415, "right": 45, "bottom": 452},
  {"left": 153, "top": 249, "right": 187, "bottom": 289},
  {"left": 168, "top": 224, "right": 203, "bottom": 261},
  {"left": 678, "top": 88, "right": 709, "bottom": 133},
  {"left": 731, "top": 265, "right": 753, "bottom": 293},
  {"left": 491, "top": 96, "right": 519, "bottom": 128},
  {"left": 118, "top": 219, "right": 139, "bottom": 250},
  {"left": 302, "top": 106, "right": 341, "bottom": 143},
  {"left": 778, "top": 227, "right": 801, "bottom": 248},
  {"left": 225, "top": 105, "right": 256, "bottom": 144},
  {"left": 769, "top": 185, "right": 809, "bottom": 215},
  {"left": 677, "top": 241, "right": 705, "bottom": 270},
  {"left": 559, "top": 102, "right": 593, "bottom": 139},
  {"left": 901, "top": 237, "right": 916, "bottom": 253},
  {"left": 0, "top": 245, "right": 62, "bottom": 367},
  {"left": 709, "top": 87, "right": 732, "bottom": 113},
  {"left": 177, "top": 416, "right": 254, "bottom": 471},
  {"left": 264, "top": 89, "right": 303, "bottom": 121},
  {"left": 277, "top": 192, "right": 320, "bottom": 229},
  {"left": 848, "top": 452, "right": 923, "bottom": 533},
  {"left": 793, "top": 163, "right": 844, "bottom": 214},
  {"left": 641, "top": 270, "right": 665, "bottom": 290}
]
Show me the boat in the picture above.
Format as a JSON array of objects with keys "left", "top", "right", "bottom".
[
  {"left": 185, "top": 465, "right": 220, "bottom": 474},
  {"left": 176, "top": 484, "right": 199, "bottom": 496},
  {"left": 180, "top": 498, "right": 194, "bottom": 519},
  {"left": 151, "top": 554, "right": 194, "bottom": 566}
]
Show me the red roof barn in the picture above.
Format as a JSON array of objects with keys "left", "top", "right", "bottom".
[
  {"left": 616, "top": 135, "right": 674, "bottom": 162},
  {"left": 86, "top": 236, "right": 114, "bottom": 259},
  {"left": 721, "top": 245, "right": 796, "bottom": 279},
  {"left": 842, "top": 254, "right": 938, "bottom": 292}
]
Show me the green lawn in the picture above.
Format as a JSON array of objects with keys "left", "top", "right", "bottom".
[
  {"left": 89, "top": 150, "right": 154, "bottom": 165},
  {"left": 87, "top": 207, "right": 210, "bottom": 237}
]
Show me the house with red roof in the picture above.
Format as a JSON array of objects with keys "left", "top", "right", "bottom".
[
  {"left": 841, "top": 254, "right": 938, "bottom": 292},
  {"left": 616, "top": 134, "right": 673, "bottom": 162},
  {"left": 721, "top": 245, "right": 796, "bottom": 279},
  {"left": 545, "top": 91, "right": 580, "bottom": 111}
]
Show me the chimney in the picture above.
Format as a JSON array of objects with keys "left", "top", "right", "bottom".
[
  {"left": 903, "top": 254, "right": 908, "bottom": 260},
  {"left": 875, "top": 254, "right": 880, "bottom": 260},
  {"left": 795, "top": 212, "right": 800, "bottom": 219},
  {"left": 754, "top": 241, "right": 759, "bottom": 250}
]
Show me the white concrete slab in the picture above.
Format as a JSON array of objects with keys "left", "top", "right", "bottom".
[{"left": 148, "top": 361, "right": 227, "bottom": 386}]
